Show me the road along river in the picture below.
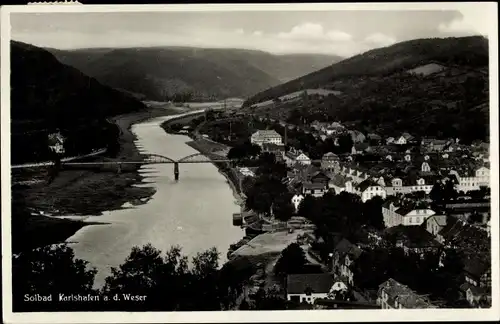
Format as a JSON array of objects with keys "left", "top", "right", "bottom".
[{"left": 66, "top": 112, "right": 244, "bottom": 288}]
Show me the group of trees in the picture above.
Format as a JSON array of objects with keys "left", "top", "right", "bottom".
[
  {"left": 243, "top": 153, "right": 293, "bottom": 221},
  {"left": 13, "top": 243, "right": 248, "bottom": 312},
  {"left": 245, "top": 37, "right": 488, "bottom": 143},
  {"left": 299, "top": 192, "right": 384, "bottom": 239},
  {"left": 352, "top": 246, "right": 469, "bottom": 307},
  {"left": 227, "top": 141, "right": 262, "bottom": 164},
  {"left": 164, "top": 91, "right": 194, "bottom": 103},
  {"left": 429, "top": 180, "right": 459, "bottom": 205},
  {"left": 274, "top": 243, "right": 309, "bottom": 278},
  {"left": 11, "top": 41, "right": 147, "bottom": 164}
]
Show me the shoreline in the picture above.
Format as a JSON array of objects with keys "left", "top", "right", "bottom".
[
  {"left": 12, "top": 107, "right": 183, "bottom": 253},
  {"left": 160, "top": 118, "right": 244, "bottom": 207}
]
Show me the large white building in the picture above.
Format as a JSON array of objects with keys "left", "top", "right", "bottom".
[
  {"left": 250, "top": 130, "right": 283, "bottom": 147},
  {"left": 353, "top": 180, "right": 387, "bottom": 202},
  {"left": 382, "top": 201, "right": 436, "bottom": 228},
  {"left": 450, "top": 166, "right": 490, "bottom": 192}
]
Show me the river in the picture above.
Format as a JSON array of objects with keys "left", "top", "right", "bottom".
[{"left": 66, "top": 112, "right": 244, "bottom": 288}]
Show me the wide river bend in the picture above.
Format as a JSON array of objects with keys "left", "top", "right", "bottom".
[{"left": 66, "top": 112, "right": 244, "bottom": 288}]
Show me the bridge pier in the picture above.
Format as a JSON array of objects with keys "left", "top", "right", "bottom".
[{"left": 174, "top": 162, "right": 179, "bottom": 181}]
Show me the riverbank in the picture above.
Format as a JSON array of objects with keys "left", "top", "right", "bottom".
[
  {"left": 160, "top": 118, "right": 245, "bottom": 206},
  {"left": 186, "top": 139, "right": 244, "bottom": 205},
  {"left": 12, "top": 107, "right": 184, "bottom": 253}
]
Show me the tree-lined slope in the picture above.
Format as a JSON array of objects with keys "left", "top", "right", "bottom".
[
  {"left": 244, "top": 36, "right": 489, "bottom": 143},
  {"left": 11, "top": 41, "right": 147, "bottom": 163}
]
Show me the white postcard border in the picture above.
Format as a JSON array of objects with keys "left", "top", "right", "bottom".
[{"left": 1, "top": 2, "right": 499, "bottom": 323}]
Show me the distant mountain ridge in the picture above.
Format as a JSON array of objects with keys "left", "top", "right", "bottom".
[
  {"left": 46, "top": 46, "right": 342, "bottom": 101},
  {"left": 243, "top": 36, "right": 489, "bottom": 143}
]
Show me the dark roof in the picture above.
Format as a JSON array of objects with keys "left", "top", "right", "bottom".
[
  {"left": 438, "top": 217, "right": 490, "bottom": 256},
  {"left": 401, "top": 132, "right": 415, "bottom": 140},
  {"left": 310, "top": 171, "right": 331, "bottom": 180},
  {"left": 367, "top": 133, "right": 382, "bottom": 140},
  {"left": 334, "top": 238, "right": 363, "bottom": 260},
  {"left": 464, "top": 257, "right": 490, "bottom": 277},
  {"left": 428, "top": 215, "right": 448, "bottom": 227},
  {"left": 287, "top": 273, "right": 335, "bottom": 294},
  {"left": 262, "top": 143, "right": 285, "bottom": 151},
  {"left": 330, "top": 174, "right": 351, "bottom": 187},
  {"left": 393, "top": 201, "right": 431, "bottom": 216},
  {"left": 385, "top": 225, "right": 439, "bottom": 248},
  {"left": 354, "top": 143, "right": 369, "bottom": 151},
  {"left": 322, "top": 152, "right": 339, "bottom": 160},
  {"left": 356, "top": 179, "right": 379, "bottom": 192},
  {"left": 378, "top": 278, "right": 435, "bottom": 308},
  {"left": 303, "top": 182, "right": 327, "bottom": 190}
]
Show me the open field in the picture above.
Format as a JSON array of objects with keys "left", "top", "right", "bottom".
[{"left": 231, "top": 229, "right": 311, "bottom": 257}]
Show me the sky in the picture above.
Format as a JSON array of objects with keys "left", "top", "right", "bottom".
[{"left": 10, "top": 6, "right": 491, "bottom": 57}]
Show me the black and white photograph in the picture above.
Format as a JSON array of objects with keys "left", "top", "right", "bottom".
[{"left": 1, "top": 2, "right": 498, "bottom": 323}]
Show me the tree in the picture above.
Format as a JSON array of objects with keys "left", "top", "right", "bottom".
[
  {"left": 102, "top": 244, "right": 222, "bottom": 311},
  {"left": 298, "top": 195, "right": 318, "bottom": 219},
  {"left": 443, "top": 180, "right": 458, "bottom": 202},
  {"left": 274, "top": 243, "right": 308, "bottom": 277},
  {"left": 468, "top": 211, "right": 484, "bottom": 223},
  {"left": 252, "top": 285, "right": 287, "bottom": 310},
  {"left": 272, "top": 193, "right": 295, "bottom": 221},
  {"left": 362, "top": 196, "right": 385, "bottom": 230},
  {"left": 239, "top": 298, "right": 250, "bottom": 310},
  {"left": 12, "top": 244, "right": 97, "bottom": 311},
  {"left": 337, "top": 133, "right": 354, "bottom": 154},
  {"left": 429, "top": 182, "right": 444, "bottom": 204}
]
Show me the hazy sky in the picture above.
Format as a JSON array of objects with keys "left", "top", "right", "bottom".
[{"left": 10, "top": 8, "right": 489, "bottom": 57}]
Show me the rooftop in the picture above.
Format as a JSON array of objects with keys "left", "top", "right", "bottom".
[
  {"left": 379, "top": 278, "right": 435, "bottom": 309},
  {"left": 252, "top": 129, "right": 281, "bottom": 138},
  {"left": 287, "top": 273, "right": 335, "bottom": 295}
]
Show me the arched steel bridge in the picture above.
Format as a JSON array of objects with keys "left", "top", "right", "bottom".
[{"left": 59, "top": 152, "right": 235, "bottom": 181}]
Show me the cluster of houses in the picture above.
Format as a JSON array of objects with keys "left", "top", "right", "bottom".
[
  {"left": 244, "top": 127, "right": 491, "bottom": 308},
  {"left": 248, "top": 128, "right": 490, "bottom": 206},
  {"left": 322, "top": 219, "right": 492, "bottom": 308}
]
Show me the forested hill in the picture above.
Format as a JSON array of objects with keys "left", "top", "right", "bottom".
[
  {"left": 47, "top": 46, "right": 342, "bottom": 101},
  {"left": 11, "top": 41, "right": 146, "bottom": 121},
  {"left": 243, "top": 36, "right": 489, "bottom": 143},
  {"left": 11, "top": 41, "right": 147, "bottom": 164}
]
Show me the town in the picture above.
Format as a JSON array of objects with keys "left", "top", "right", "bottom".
[
  {"left": 7, "top": 6, "right": 495, "bottom": 317},
  {"left": 169, "top": 100, "right": 492, "bottom": 310}
]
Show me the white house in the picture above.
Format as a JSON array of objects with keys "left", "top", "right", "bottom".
[
  {"left": 395, "top": 133, "right": 414, "bottom": 145},
  {"left": 296, "top": 153, "right": 312, "bottom": 165},
  {"left": 291, "top": 194, "right": 304, "bottom": 213},
  {"left": 48, "top": 132, "right": 65, "bottom": 154},
  {"left": 355, "top": 180, "right": 387, "bottom": 202},
  {"left": 451, "top": 166, "right": 490, "bottom": 192},
  {"left": 286, "top": 273, "right": 335, "bottom": 304},
  {"left": 395, "top": 136, "right": 407, "bottom": 145},
  {"left": 425, "top": 215, "right": 448, "bottom": 236},
  {"left": 237, "top": 167, "right": 255, "bottom": 177},
  {"left": 250, "top": 130, "right": 283, "bottom": 147},
  {"left": 302, "top": 182, "right": 328, "bottom": 197},
  {"left": 382, "top": 202, "right": 436, "bottom": 228}
]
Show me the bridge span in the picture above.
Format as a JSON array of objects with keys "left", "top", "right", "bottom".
[{"left": 59, "top": 152, "right": 234, "bottom": 181}]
